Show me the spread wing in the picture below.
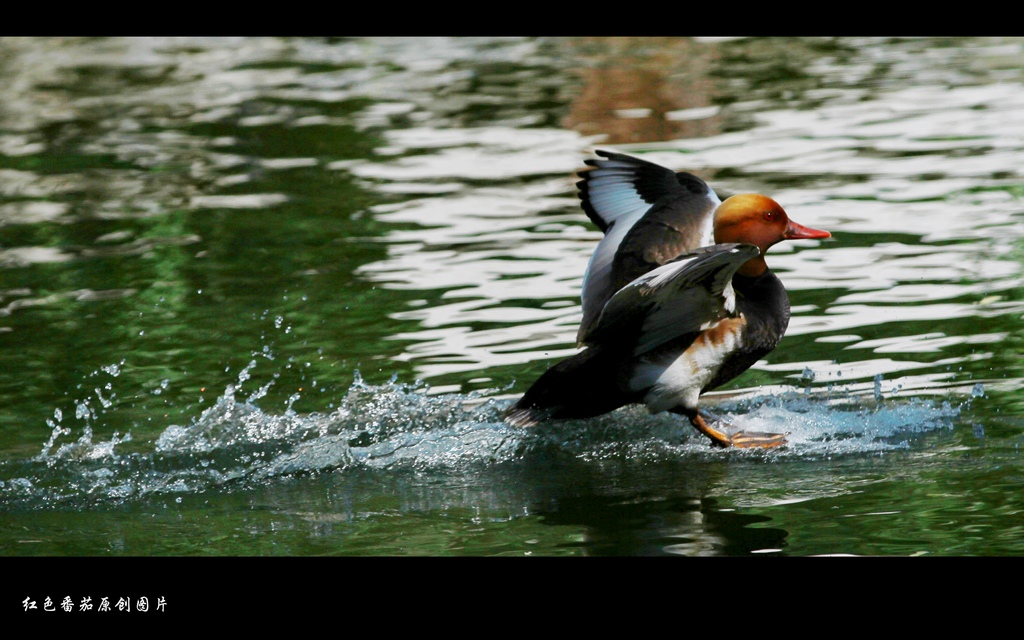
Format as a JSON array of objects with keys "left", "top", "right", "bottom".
[
  {"left": 576, "top": 150, "right": 721, "bottom": 344},
  {"left": 583, "top": 243, "right": 759, "bottom": 358}
]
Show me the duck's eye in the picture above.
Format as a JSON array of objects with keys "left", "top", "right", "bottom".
[{"left": 764, "top": 210, "right": 775, "bottom": 221}]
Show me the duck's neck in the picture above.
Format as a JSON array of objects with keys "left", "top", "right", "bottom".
[{"left": 737, "top": 255, "right": 768, "bottom": 278}]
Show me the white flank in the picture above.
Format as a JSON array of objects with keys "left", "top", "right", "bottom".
[{"left": 632, "top": 318, "right": 744, "bottom": 414}]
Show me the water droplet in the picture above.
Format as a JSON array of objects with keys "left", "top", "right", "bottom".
[
  {"left": 972, "top": 383, "right": 985, "bottom": 398},
  {"left": 95, "top": 388, "right": 113, "bottom": 408}
]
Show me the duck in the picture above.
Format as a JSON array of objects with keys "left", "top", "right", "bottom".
[{"left": 504, "top": 150, "right": 831, "bottom": 448}]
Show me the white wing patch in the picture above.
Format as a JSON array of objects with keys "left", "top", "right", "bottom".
[
  {"left": 579, "top": 161, "right": 662, "bottom": 335},
  {"left": 582, "top": 158, "right": 660, "bottom": 230},
  {"left": 580, "top": 218, "right": 637, "bottom": 335}
]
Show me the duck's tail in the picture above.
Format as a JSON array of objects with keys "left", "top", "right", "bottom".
[{"left": 504, "top": 346, "right": 632, "bottom": 427}]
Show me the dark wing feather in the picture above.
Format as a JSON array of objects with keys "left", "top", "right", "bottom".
[
  {"left": 576, "top": 150, "right": 722, "bottom": 344},
  {"left": 577, "top": 150, "right": 702, "bottom": 232},
  {"left": 584, "top": 243, "right": 760, "bottom": 357}
]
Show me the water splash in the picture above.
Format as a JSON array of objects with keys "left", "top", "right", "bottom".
[
  {"left": 0, "top": 369, "right": 516, "bottom": 509},
  {"left": 0, "top": 363, "right": 970, "bottom": 511}
]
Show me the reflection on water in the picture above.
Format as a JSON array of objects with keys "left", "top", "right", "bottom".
[
  {"left": 2, "top": 37, "right": 1024, "bottom": 556},
  {"left": 562, "top": 37, "right": 726, "bottom": 144}
]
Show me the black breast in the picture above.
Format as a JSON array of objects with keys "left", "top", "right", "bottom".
[{"left": 704, "top": 269, "right": 791, "bottom": 392}]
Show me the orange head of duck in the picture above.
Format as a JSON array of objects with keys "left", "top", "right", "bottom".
[{"left": 713, "top": 194, "right": 830, "bottom": 276}]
